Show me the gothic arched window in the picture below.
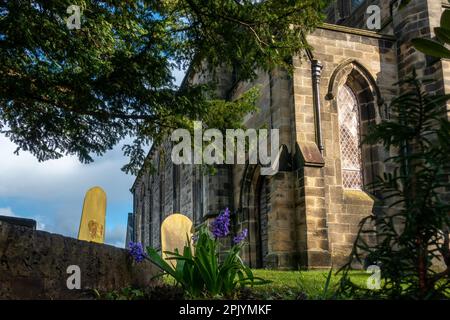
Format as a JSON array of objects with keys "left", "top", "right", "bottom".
[{"left": 337, "top": 85, "right": 363, "bottom": 189}]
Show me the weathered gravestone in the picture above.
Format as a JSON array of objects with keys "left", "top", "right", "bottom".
[
  {"left": 161, "top": 214, "right": 193, "bottom": 267},
  {"left": 77, "top": 186, "right": 106, "bottom": 244}
]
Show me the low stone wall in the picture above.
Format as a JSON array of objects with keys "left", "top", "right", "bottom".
[{"left": 0, "top": 221, "right": 159, "bottom": 299}]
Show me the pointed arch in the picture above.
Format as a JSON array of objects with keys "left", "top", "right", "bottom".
[
  {"left": 337, "top": 85, "right": 363, "bottom": 189},
  {"left": 238, "top": 163, "right": 271, "bottom": 268},
  {"left": 238, "top": 163, "right": 260, "bottom": 268},
  {"left": 326, "top": 59, "right": 385, "bottom": 191},
  {"left": 326, "top": 59, "right": 384, "bottom": 108}
]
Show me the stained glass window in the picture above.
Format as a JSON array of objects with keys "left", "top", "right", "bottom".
[{"left": 337, "top": 85, "right": 363, "bottom": 189}]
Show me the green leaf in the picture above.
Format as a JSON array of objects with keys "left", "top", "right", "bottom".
[
  {"left": 412, "top": 38, "right": 450, "bottom": 59},
  {"left": 0, "top": 0, "right": 328, "bottom": 174},
  {"left": 440, "top": 9, "right": 450, "bottom": 30},
  {"left": 435, "top": 27, "right": 450, "bottom": 45}
]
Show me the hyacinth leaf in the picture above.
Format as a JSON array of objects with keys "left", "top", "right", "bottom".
[{"left": 147, "top": 247, "right": 179, "bottom": 280}]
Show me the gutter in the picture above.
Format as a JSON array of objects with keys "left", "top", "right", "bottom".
[{"left": 305, "top": 47, "right": 325, "bottom": 155}]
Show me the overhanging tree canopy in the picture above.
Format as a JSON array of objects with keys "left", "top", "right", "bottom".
[{"left": 0, "top": 0, "right": 330, "bottom": 174}]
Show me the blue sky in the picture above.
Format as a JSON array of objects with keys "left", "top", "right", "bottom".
[
  {"left": 0, "top": 68, "right": 186, "bottom": 248},
  {"left": 0, "top": 134, "right": 136, "bottom": 247}
]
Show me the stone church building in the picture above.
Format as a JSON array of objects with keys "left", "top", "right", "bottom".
[{"left": 128, "top": 0, "right": 450, "bottom": 269}]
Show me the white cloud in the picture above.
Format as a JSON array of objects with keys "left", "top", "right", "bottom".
[
  {"left": 0, "top": 207, "right": 46, "bottom": 230},
  {"left": 106, "top": 224, "right": 127, "bottom": 248},
  {"left": 1, "top": 204, "right": 123, "bottom": 246},
  {"left": 0, "top": 135, "right": 134, "bottom": 202},
  {"left": 36, "top": 220, "right": 46, "bottom": 230},
  {"left": 0, "top": 207, "right": 15, "bottom": 217},
  {"left": 0, "top": 134, "right": 135, "bottom": 245}
]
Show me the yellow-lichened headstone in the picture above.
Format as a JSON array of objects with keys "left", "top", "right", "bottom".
[
  {"left": 161, "top": 214, "right": 193, "bottom": 267},
  {"left": 78, "top": 186, "right": 107, "bottom": 244}
]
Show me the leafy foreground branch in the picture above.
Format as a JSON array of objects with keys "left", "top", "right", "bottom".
[
  {"left": 338, "top": 72, "right": 450, "bottom": 300},
  {"left": 0, "top": 0, "right": 330, "bottom": 174}
]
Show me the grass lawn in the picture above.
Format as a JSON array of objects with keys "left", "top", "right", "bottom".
[
  {"left": 162, "top": 269, "right": 371, "bottom": 300},
  {"left": 250, "top": 269, "right": 369, "bottom": 300}
]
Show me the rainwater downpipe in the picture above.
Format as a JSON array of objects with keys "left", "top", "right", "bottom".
[{"left": 311, "top": 59, "right": 324, "bottom": 154}]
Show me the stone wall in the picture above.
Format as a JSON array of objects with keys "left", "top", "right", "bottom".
[
  {"left": 0, "top": 221, "right": 159, "bottom": 299},
  {"left": 228, "top": 68, "right": 297, "bottom": 269},
  {"left": 292, "top": 24, "right": 398, "bottom": 268}
]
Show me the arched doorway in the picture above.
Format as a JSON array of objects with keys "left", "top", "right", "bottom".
[
  {"left": 255, "top": 176, "right": 269, "bottom": 268},
  {"left": 239, "top": 164, "right": 270, "bottom": 268}
]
